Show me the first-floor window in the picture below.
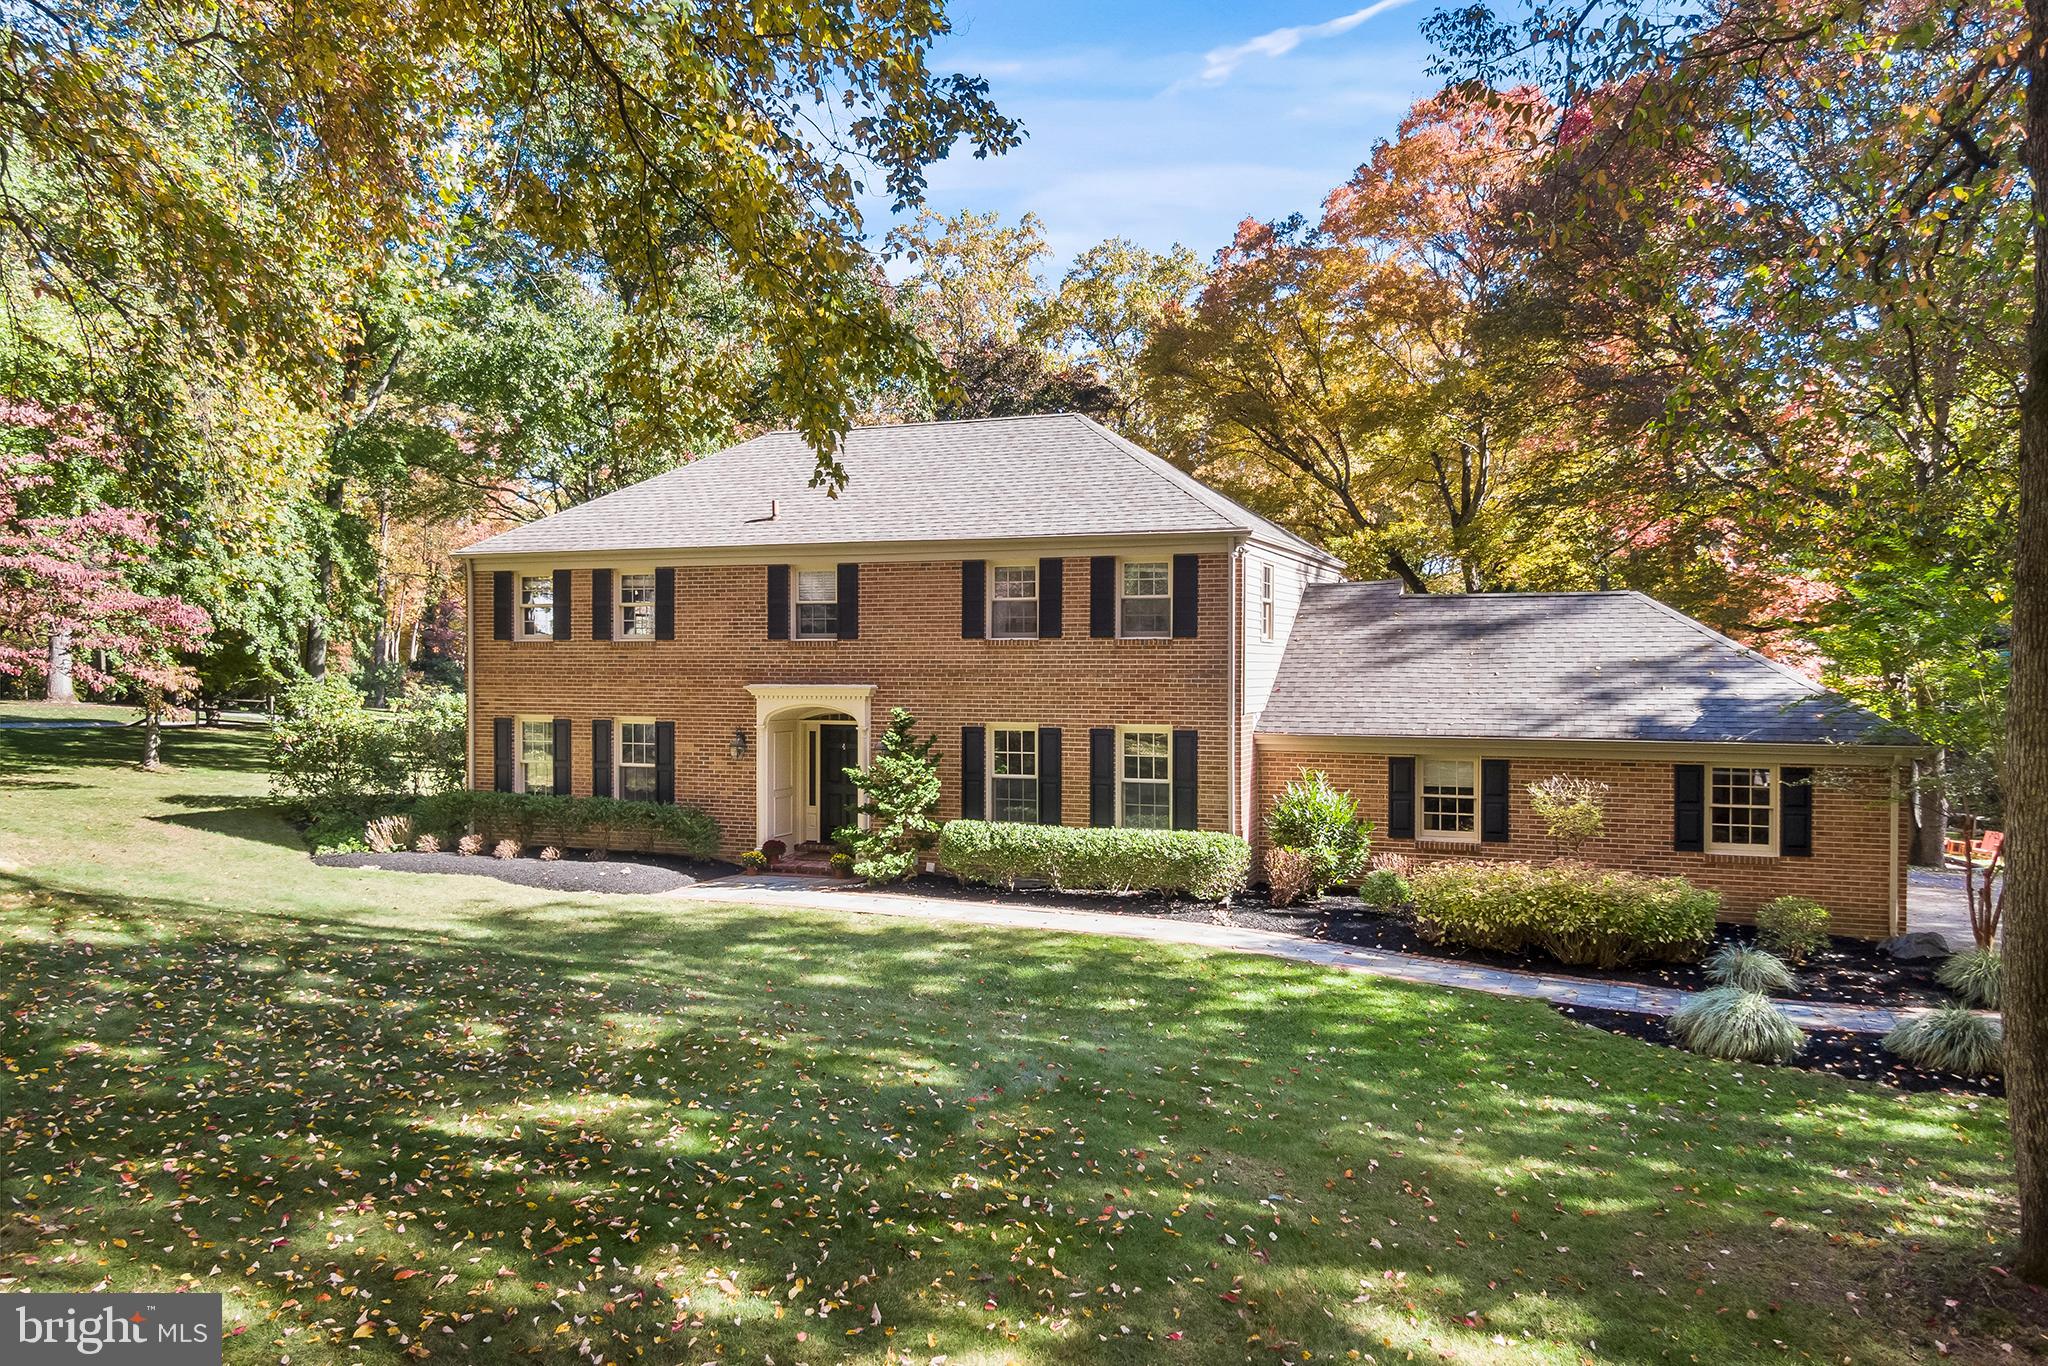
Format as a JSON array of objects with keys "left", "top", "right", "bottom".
[
  {"left": 519, "top": 717, "right": 554, "bottom": 794},
  {"left": 519, "top": 574, "right": 554, "bottom": 638},
  {"left": 796, "top": 569, "right": 838, "bottom": 638},
  {"left": 1120, "top": 727, "right": 1171, "bottom": 828},
  {"left": 991, "top": 564, "right": 1038, "bottom": 638},
  {"left": 1120, "top": 560, "right": 1171, "bottom": 638},
  {"left": 618, "top": 572, "right": 656, "bottom": 638},
  {"left": 1710, "top": 766, "right": 1774, "bottom": 852},
  {"left": 618, "top": 719, "right": 658, "bottom": 801},
  {"left": 1420, "top": 758, "right": 1477, "bottom": 838},
  {"left": 991, "top": 726, "right": 1038, "bottom": 821}
]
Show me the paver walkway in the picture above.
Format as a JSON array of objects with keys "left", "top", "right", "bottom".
[{"left": 672, "top": 874, "right": 1915, "bottom": 1034}]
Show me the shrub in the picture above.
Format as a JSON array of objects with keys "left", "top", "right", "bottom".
[
  {"left": 1358, "top": 868, "right": 1412, "bottom": 909},
  {"left": 538, "top": 845, "right": 562, "bottom": 862},
  {"left": 406, "top": 790, "right": 719, "bottom": 860},
  {"left": 389, "top": 686, "right": 467, "bottom": 793},
  {"left": 456, "top": 833, "right": 484, "bottom": 857},
  {"left": 1755, "top": 896, "right": 1830, "bottom": 963},
  {"left": 414, "top": 833, "right": 441, "bottom": 854},
  {"left": 491, "top": 838, "right": 520, "bottom": 860},
  {"left": 1884, "top": 1005, "right": 2003, "bottom": 1076},
  {"left": 1409, "top": 860, "right": 1718, "bottom": 968},
  {"left": 306, "top": 810, "right": 371, "bottom": 854},
  {"left": 1525, "top": 775, "right": 1610, "bottom": 854},
  {"left": 1937, "top": 947, "right": 2002, "bottom": 1010},
  {"left": 738, "top": 850, "right": 769, "bottom": 872},
  {"left": 1704, "top": 944, "right": 1797, "bottom": 994},
  {"left": 1264, "top": 772, "right": 1372, "bottom": 895},
  {"left": 364, "top": 813, "right": 414, "bottom": 854},
  {"left": 1265, "top": 846, "right": 1318, "bottom": 908},
  {"left": 829, "top": 852, "right": 856, "bottom": 877},
  {"left": 270, "top": 677, "right": 408, "bottom": 810},
  {"left": 939, "top": 821, "right": 1251, "bottom": 902},
  {"left": 1668, "top": 988, "right": 1804, "bottom": 1063},
  {"left": 840, "top": 708, "right": 942, "bottom": 884}
]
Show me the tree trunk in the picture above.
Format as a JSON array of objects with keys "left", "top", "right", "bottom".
[
  {"left": 43, "top": 625, "right": 76, "bottom": 703},
  {"left": 304, "top": 478, "right": 347, "bottom": 679},
  {"left": 140, "top": 691, "right": 163, "bottom": 771},
  {"left": 2007, "top": 5, "right": 2048, "bottom": 1284},
  {"left": 1912, "top": 751, "right": 1949, "bottom": 867},
  {"left": 368, "top": 495, "right": 393, "bottom": 708}
]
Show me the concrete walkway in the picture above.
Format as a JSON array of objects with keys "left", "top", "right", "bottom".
[{"left": 672, "top": 874, "right": 1916, "bottom": 1035}]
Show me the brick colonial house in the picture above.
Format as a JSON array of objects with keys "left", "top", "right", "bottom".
[{"left": 455, "top": 413, "right": 1922, "bottom": 938}]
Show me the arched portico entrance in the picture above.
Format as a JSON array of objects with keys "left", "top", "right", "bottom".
[{"left": 744, "top": 684, "right": 875, "bottom": 848}]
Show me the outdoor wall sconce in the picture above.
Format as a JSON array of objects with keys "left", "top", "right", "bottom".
[{"left": 729, "top": 728, "right": 748, "bottom": 759}]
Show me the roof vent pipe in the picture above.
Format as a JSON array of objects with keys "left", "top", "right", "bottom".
[{"left": 746, "top": 498, "right": 778, "bottom": 523}]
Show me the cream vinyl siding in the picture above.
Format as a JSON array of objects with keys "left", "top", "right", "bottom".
[{"left": 1242, "top": 547, "right": 1339, "bottom": 720}]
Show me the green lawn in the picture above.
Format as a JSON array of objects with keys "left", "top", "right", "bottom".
[
  {"left": 0, "top": 727, "right": 2032, "bottom": 1363},
  {"left": 0, "top": 698, "right": 141, "bottom": 723}
]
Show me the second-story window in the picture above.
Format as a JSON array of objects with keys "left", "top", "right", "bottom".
[
  {"left": 618, "top": 573, "right": 656, "bottom": 639},
  {"left": 1260, "top": 564, "right": 1275, "bottom": 639},
  {"left": 519, "top": 574, "right": 554, "bottom": 639},
  {"left": 796, "top": 569, "right": 839, "bottom": 639},
  {"left": 991, "top": 564, "right": 1038, "bottom": 638},
  {"left": 1120, "top": 560, "right": 1171, "bottom": 638}
]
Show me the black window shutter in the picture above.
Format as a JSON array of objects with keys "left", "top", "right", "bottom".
[
  {"left": 1089, "top": 556, "right": 1116, "bottom": 638},
  {"left": 492, "top": 571, "right": 514, "bottom": 640},
  {"left": 654, "top": 721, "right": 675, "bottom": 804},
  {"left": 1388, "top": 757, "right": 1415, "bottom": 840},
  {"left": 1674, "top": 764, "right": 1706, "bottom": 852},
  {"left": 1038, "top": 557, "right": 1064, "bottom": 638},
  {"left": 1780, "top": 766, "right": 1813, "bottom": 857},
  {"left": 1037, "top": 726, "right": 1062, "bottom": 825},
  {"left": 551, "top": 717, "right": 572, "bottom": 796},
  {"left": 961, "top": 560, "right": 986, "bottom": 639},
  {"left": 591, "top": 569, "right": 613, "bottom": 641},
  {"left": 551, "top": 569, "right": 573, "bottom": 641},
  {"left": 766, "top": 565, "right": 790, "bottom": 640},
  {"left": 655, "top": 567, "right": 676, "bottom": 641},
  {"left": 493, "top": 716, "right": 514, "bottom": 792},
  {"left": 836, "top": 562, "right": 860, "bottom": 640},
  {"left": 1171, "top": 554, "right": 1199, "bottom": 638},
  {"left": 1480, "top": 758, "right": 1511, "bottom": 843},
  {"left": 591, "top": 719, "right": 613, "bottom": 797},
  {"left": 960, "top": 726, "right": 986, "bottom": 820},
  {"left": 1089, "top": 727, "right": 1116, "bottom": 825},
  {"left": 1171, "top": 730, "right": 1199, "bottom": 829}
]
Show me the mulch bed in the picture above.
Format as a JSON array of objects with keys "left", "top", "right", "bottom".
[
  {"left": 316, "top": 849, "right": 735, "bottom": 895},
  {"left": 1551, "top": 1002, "right": 2004, "bottom": 1099}
]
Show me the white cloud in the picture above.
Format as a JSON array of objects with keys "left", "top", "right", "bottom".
[{"left": 1192, "top": 0, "right": 1423, "bottom": 85}]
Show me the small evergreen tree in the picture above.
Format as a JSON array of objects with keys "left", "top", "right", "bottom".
[{"left": 839, "top": 707, "right": 942, "bottom": 883}]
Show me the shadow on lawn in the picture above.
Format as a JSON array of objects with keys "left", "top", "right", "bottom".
[{"left": 4, "top": 863, "right": 2036, "bottom": 1361}]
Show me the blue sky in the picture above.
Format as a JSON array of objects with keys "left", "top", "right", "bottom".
[{"left": 863, "top": 0, "right": 1443, "bottom": 271}]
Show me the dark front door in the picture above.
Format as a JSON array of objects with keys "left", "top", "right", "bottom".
[{"left": 818, "top": 723, "right": 860, "bottom": 841}]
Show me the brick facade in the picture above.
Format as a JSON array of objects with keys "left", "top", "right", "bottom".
[
  {"left": 1252, "top": 743, "right": 1908, "bottom": 939},
  {"left": 469, "top": 554, "right": 1235, "bottom": 853}
]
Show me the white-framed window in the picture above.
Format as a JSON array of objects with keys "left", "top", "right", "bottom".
[
  {"left": 617, "top": 718, "right": 659, "bottom": 802},
  {"left": 1420, "top": 757, "right": 1478, "bottom": 840},
  {"left": 518, "top": 574, "right": 554, "bottom": 639},
  {"left": 795, "top": 568, "right": 839, "bottom": 639},
  {"left": 990, "top": 564, "right": 1039, "bottom": 639},
  {"left": 1710, "top": 766, "right": 1776, "bottom": 854},
  {"left": 518, "top": 716, "right": 554, "bottom": 794},
  {"left": 1120, "top": 560, "right": 1171, "bottom": 638},
  {"left": 1119, "top": 726, "right": 1172, "bottom": 829},
  {"left": 617, "top": 572, "right": 656, "bottom": 639},
  {"left": 990, "top": 725, "right": 1038, "bottom": 822},
  {"left": 1259, "top": 563, "right": 1275, "bottom": 640}
]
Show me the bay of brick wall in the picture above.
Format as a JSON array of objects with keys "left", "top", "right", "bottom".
[{"left": 1251, "top": 747, "right": 1908, "bottom": 939}]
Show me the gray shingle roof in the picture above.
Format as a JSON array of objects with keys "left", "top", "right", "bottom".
[
  {"left": 456, "top": 413, "right": 1336, "bottom": 561},
  {"left": 1258, "top": 580, "right": 1916, "bottom": 748}
]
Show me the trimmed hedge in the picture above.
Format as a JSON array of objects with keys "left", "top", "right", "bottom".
[
  {"left": 1409, "top": 859, "right": 1718, "bottom": 968},
  {"left": 305, "top": 790, "right": 721, "bottom": 861},
  {"left": 939, "top": 820, "right": 1250, "bottom": 901}
]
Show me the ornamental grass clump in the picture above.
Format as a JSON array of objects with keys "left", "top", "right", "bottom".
[
  {"left": 1667, "top": 988, "right": 1804, "bottom": 1064},
  {"left": 491, "top": 838, "right": 520, "bottom": 860},
  {"left": 456, "top": 833, "right": 484, "bottom": 856},
  {"left": 1755, "top": 895, "right": 1830, "bottom": 963},
  {"left": 1704, "top": 944, "right": 1797, "bottom": 994},
  {"left": 1936, "top": 947, "right": 2002, "bottom": 1010},
  {"left": 364, "top": 813, "right": 413, "bottom": 854},
  {"left": 1884, "top": 1005, "right": 2003, "bottom": 1076},
  {"left": 1409, "top": 860, "right": 1717, "bottom": 968}
]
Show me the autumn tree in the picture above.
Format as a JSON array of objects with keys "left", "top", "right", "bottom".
[{"left": 1037, "top": 238, "right": 1205, "bottom": 439}]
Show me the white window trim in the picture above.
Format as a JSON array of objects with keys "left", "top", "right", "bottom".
[
  {"left": 1417, "top": 754, "right": 1480, "bottom": 844},
  {"left": 515, "top": 714, "right": 554, "bottom": 794},
  {"left": 988, "top": 722, "right": 1040, "bottom": 822},
  {"left": 1707, "top": 764, "right": 1780, "bottom": 857},
  {"left": 616, "top": 716, "right": 658, "bottom": 802},
  {"left": 988, "top": 563, "right": 1040, "bottom": 641},
  {"left": 615, "top": 571, "right": 657, "bottom": 642},
  {"left": 1116, "top": 724, "right": 1173, "bottom": 829},
  {"left": 1259, "top": 563, "right": 1275, "bottom": 641},
  {"left": 1117, "top": 559, "right": 1172, "bottom": 640},
  {"left": 516, "top": 573, "right": 555, "bottom": 642},
  {"left": 793, "top": 565, "right": 840, "bottom": 641}
]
